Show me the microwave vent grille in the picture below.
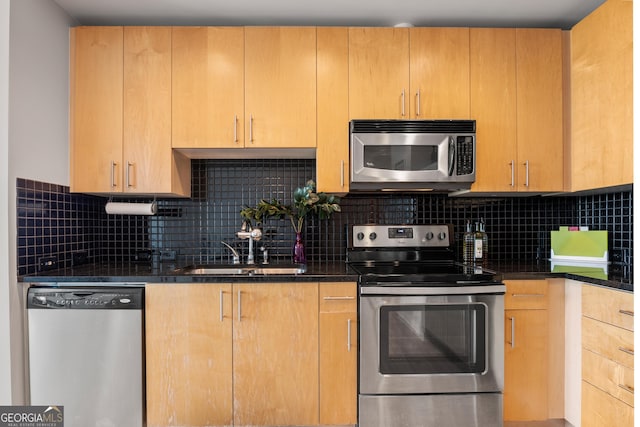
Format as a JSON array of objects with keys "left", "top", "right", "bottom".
[{"left": 350, "top": 119, "right": 475, "bottom": 133}]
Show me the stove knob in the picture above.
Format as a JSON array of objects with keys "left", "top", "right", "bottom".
[
  {"left": 438, "top": 232, "right": 447, "bottom": 241},
  {"left": 369, "top": 232, "right": 377, "bottom": 241},
  {"left": 356, "top": 232, "right": 365, "bottom": 241},
  {"left": 425, "top": 232, "right": 434, "bottom": 241}
]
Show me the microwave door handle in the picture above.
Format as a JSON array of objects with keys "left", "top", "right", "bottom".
[{"left": 448, "top": 137, "right": 456, "bottom": 176}]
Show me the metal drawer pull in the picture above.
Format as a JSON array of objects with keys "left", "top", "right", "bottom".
[
  {"left": 233, "top": 115, "right": 238, "bottom": 143},
  {"left": 512, "top": 293, "right": 545, "bottom": 297},
  {"left": 347, "top": 318, "right": 352, "bottom": 352},
  {"left": 618, "top": 384, "right": 634, "bottom": 394},
  {"left": 401, "top": 89, "right": 406, "bottom": 117},
  {"left": 340, "top": 160, "right": 345, "bottom": 188},
  {"left": 237, "top": 290, "right": 242, "bottom": 322},
  {"left": 110, "top": 161, "right": 118, "bottom": 188},
  {"left": 510, "top": 160, "right": 515, "bottom": 187},
  {"left": 249, "top": 114, "right": 254, "bottom": 143},
  {"left": 508, "top": 316, "right": 515, "bottom": 348},
  {"left": 524, "top": 160, "right": 530, "bottom": 187},
  {"left": 323, "top": 296, "right": 355, "bottom": 301},
  {"left": 619, "top": 309, "right": 634, "bottom": 317},
  {"left": 219, "top": 290, "right": 224, "bottom": 322},
  {"left": 415, "top": 90, "right": 421, "bottom": 117},
  {"left": 618, "top": 346, "right": 634, "bottom": 356},
  {"left": 126, "top": 161, "right": 133, "bottom": 188}
]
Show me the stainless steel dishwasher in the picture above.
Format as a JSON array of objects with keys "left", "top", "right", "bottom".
[{"left": 27, "top": 286, "right": 144, "bottom": 427}]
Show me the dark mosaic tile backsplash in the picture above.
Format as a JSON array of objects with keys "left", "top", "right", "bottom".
[{"left": 17, "top": 160, "right": 633, "bottom": 276}]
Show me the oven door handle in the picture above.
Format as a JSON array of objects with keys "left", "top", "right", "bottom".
[{"left": 360, "top": 284, "right": 506, "bottom": 296}]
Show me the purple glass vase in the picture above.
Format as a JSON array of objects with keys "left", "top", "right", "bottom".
[{"left": 293, "top": 231, "right": 306, "bottom": 264}]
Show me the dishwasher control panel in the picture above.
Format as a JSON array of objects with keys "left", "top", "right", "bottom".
[{"left": 27, "top": 287, "right": 144, "bottom": 309}]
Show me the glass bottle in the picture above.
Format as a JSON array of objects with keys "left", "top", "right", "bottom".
[
  {"left": 480, "top": 218, "right": 488, "bottom": 264},
  {"left": 474, "top": 221, "right": 484, "bottom": 264},
  {"left": 463, "top": 220, "right": 474, "bottom": 263}
]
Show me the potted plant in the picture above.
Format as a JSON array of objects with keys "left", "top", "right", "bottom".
[{"left": 240, "top": 180, "right": 341, "bottom": 263}]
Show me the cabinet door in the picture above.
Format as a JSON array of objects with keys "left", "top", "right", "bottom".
[
  {"left": 582, "top": 380, "right": 634, "bottom": 427},
  {"left": 70, "top": 26, "right": 123, "bottom": 193},
  {"left": 124, "top": 27, "right": 186, "bottom": 195},
  {"left": 349, "top": 27, "right": 410, "bottom": 119},
  {"left": 317, "top": 27, "right": 349, "bottom": 194},
  {"left": 409, "top": 28, "right": 470, "bottom": 119},
  {"left": 515, "top": 29, "right": 564, "bottom": 192},
  {"left": 233, "top": 283, "right": 319, "bottom": 426},
  {"left": 571, "top": 0, "right": 633, "bottom": 191},
  {"left": 146, "top": 284, "right": 233, "bottom": 427},
  {"left": 172, "top": 27, "right": 245, "bottom": 148},
  {"left": 469, "top": 28, "right": 517, "bottom": 192},
  {"left": 319, "top": 283, "right": 357, "bottom": 425},
  {"left": 244, "top": 27, "right": 316, "bottom": 148},
  {"left": 504, "top": 308, "right": 549, "bottom": 421}
]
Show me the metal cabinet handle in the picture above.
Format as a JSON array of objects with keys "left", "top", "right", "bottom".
[
  {"left": 126, "top": 161, "right": 134, "bottom": 188},
  {"left": 237, "top": 290, "right": 242, "bottom": 322},
  {"left": 347, "top": 318, "right": 352, "bottom": 352},
  {"left": 508, "top": 316, "right": 515, "bottom": 348},
  {"left": 415, "top": 90, "right": 421, "bottom": 117},
  {"left": 619, "top": 309, "right": 634, "bottom": 317},
  {"left": 220, "top": 289, "right": 224, "bottom": 322},
  {"left": 510, "top": 160, "right": 515, "bottom": 187},
  {"left": 249, "top": 114, "right": 254, "bottom": 143},
  {"left": 618, "top": 383, "right": 634, "bottom": 394},
  {"left": 340, "top": 160, "right": 345, "bottom": 188},
  {"left": 323, "top": 296, "right": 356, "bottom": 301},
  {"left": 512, "top": 293, "right": 545, "bottom": 298},
  {"left": 110, "top": 161, "right": 118, "bottom": 188},
  {"left": 524, "top": 160, "right": 530, "bottom": 187},
  {"left": 619, "top": 346, "right": 634, "bottom": 356},
  {"left": 401, "top": 89, "right": 406, "bottom": 117},
  {"left": 233, "top": 115, "right": 238, "bottom": 143}
]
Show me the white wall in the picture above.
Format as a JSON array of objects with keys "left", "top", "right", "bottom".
[
  {"left": 5, "top": 0, "right": 75, "bottom": 404},
  {"left": 0, "top": 0, "right": 12, "bottom": 406}
]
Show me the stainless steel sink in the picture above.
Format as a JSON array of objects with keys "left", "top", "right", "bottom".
[{"left": 174, "top": 264, "right": 307, "bottom": 275}]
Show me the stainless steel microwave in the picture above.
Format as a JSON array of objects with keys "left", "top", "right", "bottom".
[{"left": 349, "top": 119, "right": 476, "bottom": 191}]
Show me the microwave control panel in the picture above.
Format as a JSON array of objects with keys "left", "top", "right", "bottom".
[{"left": 456, "top": 136, "right": 474, "bottom": 176}]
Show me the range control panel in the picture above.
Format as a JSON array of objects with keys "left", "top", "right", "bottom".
[{"left": 351, "top": 224, "right": 452, "bottom": 248}]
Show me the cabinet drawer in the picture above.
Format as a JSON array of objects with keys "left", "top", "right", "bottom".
[
  {"left": 582, "top": 380, "right": 634, "bottom": 427},
  {"left": 505, "top": 280, "right": 548, "bottom": 309},
  {"left": 582, "top": 285, "right": 634, "bottom": 331},
  {"left": 319, "top": 282, "right": 357, "bottom": 313},
  {"left": 582, "top": 316, "right": 634, "bottom": 368},
  {"left": 582, "top": 348, "right": 634, "bottom": 407}
]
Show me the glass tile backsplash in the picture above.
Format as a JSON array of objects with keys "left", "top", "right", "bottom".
[{"left": 16, "top": 160, "right": 633, "bottom": 275}]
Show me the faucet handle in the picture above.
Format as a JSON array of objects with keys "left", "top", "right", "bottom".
[
  {"left": 259, "top": 245, "right": 269, "bottom": 264},
  {"left": 221, "top": 241, "right": 240, "bottom": 264}
]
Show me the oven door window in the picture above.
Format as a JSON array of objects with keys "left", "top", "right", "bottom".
[
  {"left": 379, "top": 303, "right": 486, "bottom": 375},
  {"left": 363, "top": 145, "right": 438, "bottom": 171}
]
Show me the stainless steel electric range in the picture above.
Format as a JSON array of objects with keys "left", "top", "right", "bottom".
[{"left": 347, "top": 224, "right": 506, "bottom": 427}]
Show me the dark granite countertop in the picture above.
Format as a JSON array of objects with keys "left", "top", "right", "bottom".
[{"left": 20, "top": 259, "right": 632, "bottom": 292}]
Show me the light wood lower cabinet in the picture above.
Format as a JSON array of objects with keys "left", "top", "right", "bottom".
[
  {"left": 146, "top": 282, "right": 320, "bottom": 427},
  {"left": 581, "top": 284, "right": 634, "bottom": 427},
  {"left": 503, "top": 280, "right": 549, "bottom": 421},
  {"left": 319, "top": 283, "right": 357, "bottom": 425}
]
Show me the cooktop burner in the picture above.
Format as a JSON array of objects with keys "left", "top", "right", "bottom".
[{"left": 349, "top": 262, "right": 498, "bottom": 284}]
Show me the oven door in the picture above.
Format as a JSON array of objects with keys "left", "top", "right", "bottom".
[{"left": 359, "top": 286, "right": 504, "bottom": 394}]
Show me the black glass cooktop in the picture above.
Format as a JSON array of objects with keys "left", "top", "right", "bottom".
[{"left": 349, "top": 261, "right": 499, "bottom": 285}]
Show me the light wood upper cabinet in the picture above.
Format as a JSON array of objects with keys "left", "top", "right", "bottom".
[
  {"left": 172, "top": 27, "right": 245, "bottom": 149},
  {"left": 70, "top": 26, "right": 190, "bottom": 196},
  {"left": 349, "top": 27, "right": 410, "bottom": 119},
  {"left": 570, "top": 0, "right": 633, "bottom": 191},
  {"left": 409, "top": 27, "right": 470, "bottom": 119},
  {"left": 515, "top": 28, "right": 564, "bottom": 192},
  {"left": 470, "top": 28, "right": 563, "bottom": 193},
  {"left": 146, "top": 283, "right": 233, "bottom": 427},
  {"left": 470, "top": 28, "right": 517, "bottom": 192},
  {"left": 319, "top": 282, "right": 357, "bottom": 425},
  {"left": 244, "top": 27, "right": 317, "bottom": 148},
  {"left": 70, "top": 26, "right": 123, "bottom": 193},
  {"left": 316, "top": 27, "right": 349, "bottom": 194}
]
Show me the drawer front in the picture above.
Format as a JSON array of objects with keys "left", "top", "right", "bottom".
[
  {"left": 582, "top": 380, "right": 634, "bottom": 427},
  {"left": 582, "top": 285, "right": 634, "bottom": 331},
  {"left": 582, "top": 348, "right": 634, "bottom": 407},
  {"left": 319, "top": 282, "right": 357, "bottom": 313},
  {"left": 582, "top": 316, "right": 634, "bottom": 368},
  {"left": 505, "top": 280, "right": 548, "bottom": 310}
]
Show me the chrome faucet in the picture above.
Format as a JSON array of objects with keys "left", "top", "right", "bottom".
[{"left": 236, "top": 220, "right": 262, "bottom": 264}]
